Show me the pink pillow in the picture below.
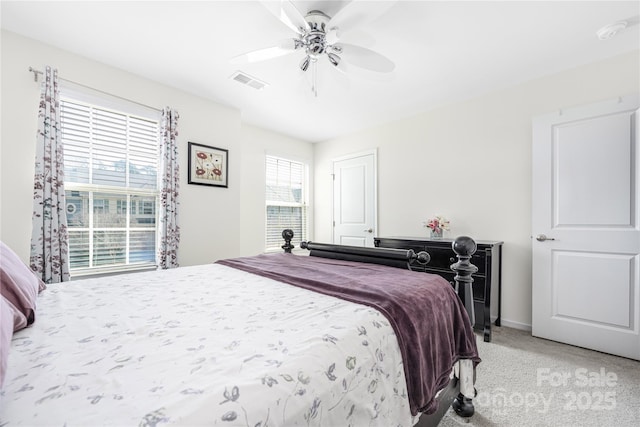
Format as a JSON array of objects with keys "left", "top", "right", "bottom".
[
  {"left": 1, "top": 296, "right": 19, "bottom": 387},
  {"left": 0, "top": 241, "right": 46, "bottom": 330}
]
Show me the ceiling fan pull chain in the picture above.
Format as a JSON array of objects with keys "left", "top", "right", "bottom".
[{"left": 312, "top": 59, "right": 318, "bottom": 97}]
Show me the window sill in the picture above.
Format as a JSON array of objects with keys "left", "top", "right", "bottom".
[{"left": 70, "top": 263, "right": 157, "bottom": 280}]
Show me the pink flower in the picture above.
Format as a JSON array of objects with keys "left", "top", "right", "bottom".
[{"left": 424, "top": 216, "right": 450, "bottom": 233}]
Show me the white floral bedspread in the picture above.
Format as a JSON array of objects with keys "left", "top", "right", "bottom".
[{"left": 1, "top": 263, "right": 418, "bottom": 426}]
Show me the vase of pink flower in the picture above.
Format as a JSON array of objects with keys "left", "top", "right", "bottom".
[{"left": 424, "top": 215, "right": 450, "bottom": 239}]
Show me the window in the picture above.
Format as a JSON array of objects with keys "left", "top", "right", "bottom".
[
  {"left": 116, "top": 199, "right": 127, "bottom": 215},
  {"left": 265, "top": 155, "right": 308, "bottom": 251},
  {"left": 61, "top": 94, "right": 160, "bottom": 275}
]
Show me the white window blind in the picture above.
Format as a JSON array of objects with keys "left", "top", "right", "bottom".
[
  {"left": 61, "top": 97, "right": 160, "bottom": 275},
  {"left": 265, "top": 155, "right": 308, "bottom": 251}
]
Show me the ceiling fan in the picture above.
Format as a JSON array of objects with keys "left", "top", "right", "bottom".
[{"left": 231, "top": 0, "right": 397, "bottom": 96}]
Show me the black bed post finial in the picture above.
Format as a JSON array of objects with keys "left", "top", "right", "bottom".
[
  {"left": 451, "top": 235, "right": 478, "bottom": 418},
  {"left": 450, "top": 236, "right": 478, "bottom": 326},
  {"left": 281, "top": 229, "right": 295, "bottom": 253}
]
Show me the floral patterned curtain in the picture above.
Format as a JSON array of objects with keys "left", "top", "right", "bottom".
[
  {"left": 158, "top": 107, "right": 180, "bottom": 269},
  {"left": 29, "top": 66, "right": 70, "bottom": 283}
]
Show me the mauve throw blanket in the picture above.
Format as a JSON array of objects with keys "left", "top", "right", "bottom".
[{"left": 217, "top": 253, "right": 480, "bottom": 416}]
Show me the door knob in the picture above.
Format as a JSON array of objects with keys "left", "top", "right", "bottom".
[
  {"left": 364, "top": 228, "right": 373, "bottom": 233},
  {"left": 535, "top": 234, "right": 555, "bottom": 242}
]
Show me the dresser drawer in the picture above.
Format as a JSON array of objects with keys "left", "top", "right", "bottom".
[
  {"left": 423, "top": 246, "right": 456, "bottom": 270},
  {"left": 474, "top": 300, "right": 485, "bottom": 331},
  {"left": 471, "top": 252, "right": 487, "bottom": 276}
]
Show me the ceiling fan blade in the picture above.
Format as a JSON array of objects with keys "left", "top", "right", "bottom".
[
  {"left": 261, "top": 1, "right": 310, "bottom": 35},
  {"left": 328, "top": 0, "right": 397, "bottom": 34},
  {"left": 337, "top": 43, "right": 395, "bottom": 73},
  {"left": 230, "top": 38, "right": 299, "bottom": 64},
  {"left": 326, "top": 29, "right": 341, "bottom": 45},
  {"left": 331, "top": 58, "right": 395, "bottom": 83}
]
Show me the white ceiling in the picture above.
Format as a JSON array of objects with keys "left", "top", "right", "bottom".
[{"left": 2, "top": 1, "right": 639, "bottom": 142}]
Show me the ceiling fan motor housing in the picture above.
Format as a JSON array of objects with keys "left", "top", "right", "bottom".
[
  {"left": 300, "top": 10, "right": 339, "bottom": 67},
  {"left": 305, "top": 10, "right": 330, "bottom": 33}
]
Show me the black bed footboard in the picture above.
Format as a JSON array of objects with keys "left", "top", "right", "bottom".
[
  {"left": 281, "top": 229, "right": 430, "bottom": 268},
  {"left": 301, "top": 241, "right": 431, "bottom": 269},
  {"left": 280, "top": 229, "right": 478, "bottom": 326}
]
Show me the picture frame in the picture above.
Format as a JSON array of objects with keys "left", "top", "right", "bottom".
[{"left": 187, "top": 142, "right": 228, "bottom": 188}]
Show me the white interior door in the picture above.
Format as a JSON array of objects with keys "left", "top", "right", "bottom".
[
  {"left": 532, "top": 95, "right": 640, "bottom": 361},
  {"left": 333, "top": 151, "right": 377, "bottom": 247}
]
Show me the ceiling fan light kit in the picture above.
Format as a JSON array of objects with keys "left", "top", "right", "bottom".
[{"left": 231, "top": 1, "right": 396, "bottom": 96}]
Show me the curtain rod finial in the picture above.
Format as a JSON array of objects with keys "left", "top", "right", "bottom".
[{"left": 28, "top": 66, "right": 39, "bottom": 82}]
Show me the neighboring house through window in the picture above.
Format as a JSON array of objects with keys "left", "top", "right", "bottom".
[
  {"left": 61, "top": 87, "right": 160, "bottom": 276},
  {"left": 265, "top": 155, "right": 308, "bottom": 251}
]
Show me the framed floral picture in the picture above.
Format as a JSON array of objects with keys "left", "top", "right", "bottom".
[{"left": 188, "top": 142, "right": 228, "bottom": 188}]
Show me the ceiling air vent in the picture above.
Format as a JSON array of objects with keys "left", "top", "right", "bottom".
[{"left": 230, "top": 71, "right": 268, "bottom": 90}]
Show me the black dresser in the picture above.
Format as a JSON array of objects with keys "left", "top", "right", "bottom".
[{"left": 374, "top": 237, "right": 503, "bottom": 342}]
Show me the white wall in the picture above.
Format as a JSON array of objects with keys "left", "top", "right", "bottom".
[
  {"left": 0, "top": 30, "right": 312, "bottom": 266},
  {"left": 314, "top": 50, "right": 640, "bottom": 330},
  {"left": 240, "top": 124, "right": 313, "bottom": 255}
]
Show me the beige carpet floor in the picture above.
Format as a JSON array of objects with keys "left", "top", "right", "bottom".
[{"left": 439, "top": 327, "right": 640, "bottom": 426}]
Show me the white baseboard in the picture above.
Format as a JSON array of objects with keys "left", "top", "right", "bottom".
[{"left": 497, "top": 318, "right": 532, "bottom": 331}]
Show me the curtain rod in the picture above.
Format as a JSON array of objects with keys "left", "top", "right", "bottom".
[{"left": 28, "top": 66, "right": 162, "bottom": 113}]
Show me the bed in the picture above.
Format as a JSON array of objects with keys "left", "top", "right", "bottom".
[{"left": 0, "top": 231, "right": 480, "bottom": 426}]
